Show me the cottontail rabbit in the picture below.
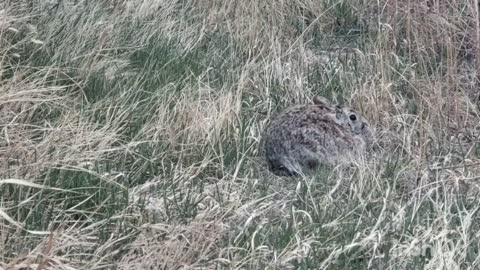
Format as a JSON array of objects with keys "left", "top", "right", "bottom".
[{"left": 264, "top": 96, "right": 373, "bottom": 176}]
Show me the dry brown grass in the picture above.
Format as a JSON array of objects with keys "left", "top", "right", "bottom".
[{"left": 1, "top": 0, "right": 480, "bottom": 269}]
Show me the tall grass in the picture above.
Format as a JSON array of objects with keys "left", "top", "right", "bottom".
[{"left": 1, "top": 0, "right": 480, "bottom": 269}]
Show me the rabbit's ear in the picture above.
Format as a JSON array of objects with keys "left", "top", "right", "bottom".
[
  {"left": 335, "top": 106, "right": 346, "bottom": 122},
  {"left": 313, "top": 96, "right": 330, "bottom": 106}
]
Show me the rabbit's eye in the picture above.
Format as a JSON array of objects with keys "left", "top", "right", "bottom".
[{"left": 349, "top": 114, "right": 357, "bottom": 121}]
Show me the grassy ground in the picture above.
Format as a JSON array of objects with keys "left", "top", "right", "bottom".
[{"left": 1, "top": 0, "right": 480, "bottom": 269}]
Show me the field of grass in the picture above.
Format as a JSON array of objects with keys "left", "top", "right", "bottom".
[{"left": 1, "top": 0, "right": 480, "bottom": 269}]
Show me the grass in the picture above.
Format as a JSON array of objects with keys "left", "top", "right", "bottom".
[{"left": 1, "top": 0, "right": 480, "bottom": 269}]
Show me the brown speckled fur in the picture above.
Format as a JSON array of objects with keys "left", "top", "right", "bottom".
[{"left": 264, "top": 96, "right": 373, "bottom": 176}]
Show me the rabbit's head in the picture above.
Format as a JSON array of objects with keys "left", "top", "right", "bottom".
[
  {"left": 313, "top": 95, "right": 374, "bottom": 143},
  {"left": 337, "top": 106, "right": 372, "bottom": 139}
]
